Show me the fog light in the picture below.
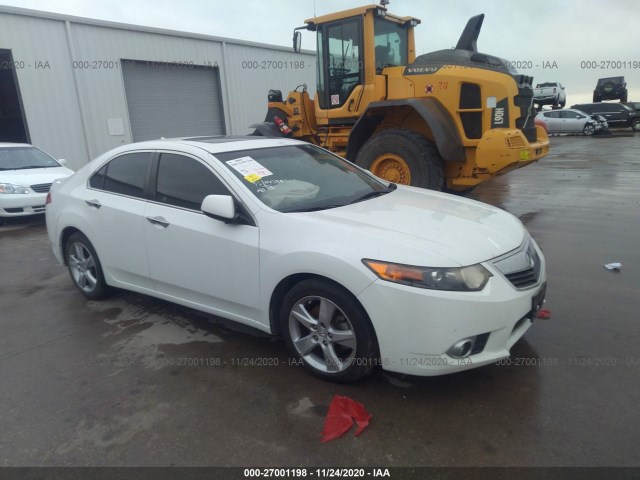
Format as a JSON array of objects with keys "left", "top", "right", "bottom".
[{"left": 447, "top": 339, "right": 473, "bottom": 359}]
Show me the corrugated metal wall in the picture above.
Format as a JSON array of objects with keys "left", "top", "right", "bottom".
[{"left": 0, "top": 7, "right": 316, "bottom": 171}]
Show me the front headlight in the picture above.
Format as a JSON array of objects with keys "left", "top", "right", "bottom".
[
  {"left": 362, "top": 259, "right": 492, "bottom": 291},
  {"left": 0, "top": 183, "right": 30, "bottom": 194}
]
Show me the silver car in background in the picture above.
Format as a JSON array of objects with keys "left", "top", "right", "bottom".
[{"left": 535, "top": 109, "right": 606, "bottom": 136}]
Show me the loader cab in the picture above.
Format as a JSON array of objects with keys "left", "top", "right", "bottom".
[{"left": 301, "top": 5, "right": 419, "bottom": 124}]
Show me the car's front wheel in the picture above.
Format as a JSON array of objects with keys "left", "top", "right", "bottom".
[
  {"left": 280, "top": 279, "right": 378, "bottom": 382},
  {"left": 65, "top": 232, "right": 110, "bottom": 300},
  {"left": 631, "top": 119, "right": 640, "bottom": 132},
  {"left": 583, "top": 123, "right": 596, "bottom": 136}
]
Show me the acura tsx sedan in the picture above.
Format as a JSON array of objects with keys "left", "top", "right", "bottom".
[{"left": 46, "top": 137, "right": 546, "bottom": 382}]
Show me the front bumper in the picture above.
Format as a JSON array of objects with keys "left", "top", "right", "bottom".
[
  {"left": 451, "top": 126, "right": 550, "bottom": 189},
  {"left": 357, "top": 242, "right": 547, "bottom": 376},
  {"left": 0, "top": 193, "right": 47, "bottom": 217}
]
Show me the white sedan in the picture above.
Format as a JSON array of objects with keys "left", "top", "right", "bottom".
[
  {"left": 0, "top": 143, "right": 74, "bottom": 224},
  {"left": 46, "top": 137, "right": 546, "bottom": 382}
]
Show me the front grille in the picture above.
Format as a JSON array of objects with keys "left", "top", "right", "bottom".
[
  {"left": 30, "top": 183, "right": 52, "bottom": 193},
  {"left": 492, "top": 238, "right": 542, "bottom": 290},
  {"left": 506, "top": 135, "right": 526, "bottom": 149},
  {"left": 505, "top": 268, "right": 537, "bottom": 288}
]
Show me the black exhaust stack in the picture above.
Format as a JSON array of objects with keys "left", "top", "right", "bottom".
[{"left": 455, "top": 14, "right": 484, "bottom": 52}]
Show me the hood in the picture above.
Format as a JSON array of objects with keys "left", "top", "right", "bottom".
[
  {"left": 306, "top": 186, "right": 525, "bottom": 266},
  {"left": 0, "top": 166, "right": 74, "bottom": 187}
]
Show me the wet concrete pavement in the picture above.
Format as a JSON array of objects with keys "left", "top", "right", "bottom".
[{"left": 0, "top": 135, "right": 639, "bottom": 467}]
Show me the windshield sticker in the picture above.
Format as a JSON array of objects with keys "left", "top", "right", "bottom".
[{"left": 226, "top": 156, "right": 273, "bottom": 182}]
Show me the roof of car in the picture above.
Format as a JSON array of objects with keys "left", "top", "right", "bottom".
[
  {"left": 121, "top": 136, "right": 307, "bottom": 155},
  {"left": 0, "top": 143, "right": 33, "bottom": 148}
]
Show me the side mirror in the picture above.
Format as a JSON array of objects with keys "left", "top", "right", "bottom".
[
  {"left": 293, "top": 31, "right": 302, "bottom": 53},
  {"left": 201, "top": 195, "right": 236, "bottom": 223},
  {"left": 58, "top": 159, "right": 67, "bottom": 165}
]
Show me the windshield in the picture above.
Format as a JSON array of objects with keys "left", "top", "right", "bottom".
[
  {"left": 0, "top": 147, "right": 60, "bottom": 171},
  {"left": 213, "top": 144, "right": 392, "bottom": 213}
]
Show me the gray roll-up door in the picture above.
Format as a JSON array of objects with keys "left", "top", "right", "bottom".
[{"left": 122, "top": 60, "right": 226, "bottom": 141}]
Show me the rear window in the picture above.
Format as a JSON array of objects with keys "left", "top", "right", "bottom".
[{"left": 597, "top": 77, "right": 624, "bottom": 85}]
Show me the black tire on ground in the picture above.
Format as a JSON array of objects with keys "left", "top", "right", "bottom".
[
  {"left": 593, "top": 95, "right": 600, "bottom": 103},
  {"left": 631, "top": 119, "right": 640, "bottom": 132},
  {"left": 560, "top": 100, "right": 566, "bottom": 108},
  {"left": 621, "top": 92, "right": 628, "bottom": 103},
  {"left": 65, "top": 232, "right": 110, "bottom": 300},
  {"left": 280, "top": 279, "right": 378, "bottom": 383},
  {"left": 355, "top": 128, "right": 444, "bottom": 191},
  {"left": 583, "top": 123, "right": 596, "bottom": 136}
]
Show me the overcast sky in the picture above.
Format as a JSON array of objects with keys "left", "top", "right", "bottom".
[{"left": 2, "top": 0, "right": 639, "bottom": 105}]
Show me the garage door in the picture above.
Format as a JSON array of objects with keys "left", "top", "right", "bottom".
[{"left": 122, "top": 60, "right": 226, "bottom": 142}]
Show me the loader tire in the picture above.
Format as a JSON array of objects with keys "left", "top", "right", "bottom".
[{"left": 355, "top": 128, "right": 444, "bottom": 191}]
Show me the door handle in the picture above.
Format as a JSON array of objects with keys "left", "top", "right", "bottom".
[
  {"left": 85, "top": 199, "right": 101, "bottom": 209},
  {"left": 146, "top": 216, "right": 170, "bottom": 228}
]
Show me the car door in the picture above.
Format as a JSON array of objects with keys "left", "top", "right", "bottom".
[
  {"left": 542, "top": 111, "right": 561, "bottom": 132},
  {"left": 561, "top": 110, "right": 585, "bottom": 133},
  {"left": 84, "top": 151, "right": 153, "bottom": 289},
  {"left": 143, "top": 151, "right": 260, "bottom": 321}
]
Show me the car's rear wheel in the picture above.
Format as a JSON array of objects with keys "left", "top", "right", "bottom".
[
  {"left": 632, "top": 119, "right": 640, "bottom": 132},
  {"left": 65, "top": 232, "right": 110, "bottom": 300},
  {"left": 583, "top": 123, "right": 596, "bottom": 136},
  {"left": 280, "top": 279, "right": 378, "bottom": 382}
]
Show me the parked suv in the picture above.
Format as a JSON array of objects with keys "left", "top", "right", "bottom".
[
  {"left": 570, "top": 103, "right": 639, "bottom": 131},
  {"left": 623, "top": 102, "right": 640, "bottom": 113},
  {"left": 593, "top": 77, "right": 628, "bottom": 103}
]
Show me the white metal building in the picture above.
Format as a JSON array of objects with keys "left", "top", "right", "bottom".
[{"left": 0, "top": 6, "right": 316, "bottom": 171}]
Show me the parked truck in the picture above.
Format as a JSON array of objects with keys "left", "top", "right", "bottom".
[
  {"left": 252, "top": 3, "right": 550, "bottom": 192},
  {"left": 533, "top": 82, "right": 566, "bottom": 110}
]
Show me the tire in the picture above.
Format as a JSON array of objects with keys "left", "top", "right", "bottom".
[
  {"left": 355, "top": 128, "right": 444, "bottom": 190},
  {"left": 280, "top": 279, "right": 378, "bottom": 382},
  {"left": 559, "top": 100, "right": 566, "bottom": 108},
  {"left": 65, "top": 232, "right": 110, "bottom": 300},
  {"left": 621, "top": 92, "right": 628, "bottom": 103},
  {"left": 593, "top": 94, "right": 600, "bottom": 103},
  {"left": 631, "top": 119, "right": 640, "bottom": 132},
  {"left": 583, "top": 123, "right": 596, "bottom": 136}
]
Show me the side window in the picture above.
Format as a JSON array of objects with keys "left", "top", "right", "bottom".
[
  {"left": 374, "top": 17, "right": 408, "bottom": 73},
  {"left": 89, "top": 164, "right": 107, "bottom": 189},
  {"left": 101, "top": 152, "right": 152, "bottom": 198},
  {"left": 545, "top": 111, "right": 560, "bottom": 118},
  {"left": 155, "top": 153, "right": 230, "bottom": 210}
]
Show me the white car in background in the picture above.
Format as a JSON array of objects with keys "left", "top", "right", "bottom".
[
  {"left": 46, "top": 137, "right": 546, "bottom": 382},
  {"left": 535, "top": 109, "right": 606, "bottom": 136},
  {"left": 0, "top": 143, "right": 74, "bottom": 224}
]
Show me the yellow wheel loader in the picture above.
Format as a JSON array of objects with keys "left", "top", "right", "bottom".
[{"left": 252, "top": 3, "right": 549, "bottom": 192}]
